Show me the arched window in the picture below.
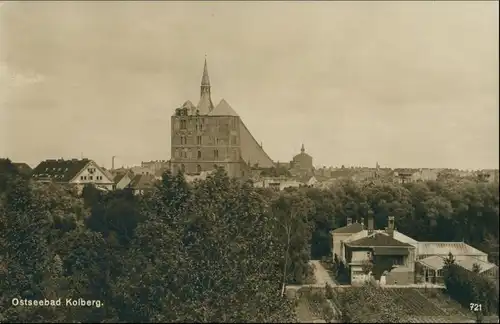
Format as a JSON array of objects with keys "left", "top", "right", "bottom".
[
  {"left": 197, "top": 164, "right": 202, "bottom": 173},
  {"left": 197, "top": 150, "right": 202, "bottom": 159},
  {"left": 214, "top": 149, "right": 219, "bottom": 159},
  {"left": 181, "top": 164, "right": 186, "bottom": 173}
]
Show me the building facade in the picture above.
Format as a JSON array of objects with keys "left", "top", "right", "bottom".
[
  {"left": 170, "top": 59, "right": 274, "bottom": 178},
  {"left": 32, "top": 158, "right": 114, "bottom": 192}
]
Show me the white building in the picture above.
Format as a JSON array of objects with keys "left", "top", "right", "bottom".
[{"left": 32, "top": 158, "right": 114, "bottom": 192}]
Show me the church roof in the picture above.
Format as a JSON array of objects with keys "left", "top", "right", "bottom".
[
  {"left": 197, "top": 58, "right": 214, "bottom": 114},
  {"left": 182, "top": 100, "right": 197, "bottom": 114},
  {"left": 293, "top": 144, "right": 312, "bottom": 160},
  {"left": 209, "top": 99, "right": 239, "bottom": 116},
  {"left": 201, "top": 58, "right": 210, "bottom": 86},
  {"left": 197, "top": 95, "right": 214, "bottom": 115},
  {"left": 182, "top": 100, "right": 195, "bottom": 109}
]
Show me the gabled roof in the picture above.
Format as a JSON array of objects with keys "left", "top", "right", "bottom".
[
  {"left": 238, "top": 119, "right": 275, "bottom": 169},
  {"left": 209, "top": 99, "right": 239, "bottom": 116},
  {"left": 332, "top": 222, "right": 364, "bottom": 234},
  {"left": 129, "top": 174, "right": 156, "bottom": 190},
  {"left": 32, "top": 159, "right": 91, "bottom": 182},
  {"left": 102, "top": 168, "right": 114, "bottom": 181},
  {"left": 346, "top": 233, "right": 413, "bottom": 248},
  {"left": 114, "top": 173, "right": 126, "bottom": 183},
  {"left": 182, "top": 100, "right": 196, "bottom": 109}
]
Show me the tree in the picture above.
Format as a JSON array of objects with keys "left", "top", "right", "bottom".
[
  {"left": 114, "top": 169, "right": 297, "bottom": 322},
  {"left": 361, "top": 260, "right": 373, "bottom": 275},
  {"left": 444, "top": 252, "right": 456, "bottom": 266},
  {"left": 0, "top": 178, "right": 61, "bottom": 322},
  {"left": 271, "top": 189, "right": 314, "bottom": 288},
  {"left": 305, "top": 188, "right": 337, "bottom": 259}
]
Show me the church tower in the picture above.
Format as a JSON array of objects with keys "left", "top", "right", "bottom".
[{"left": 170, "top": 58, "right": 275, "bottom": 178}]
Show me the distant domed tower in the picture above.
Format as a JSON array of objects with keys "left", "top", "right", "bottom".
[
  {"left": 290, "top": 144, "right": 313, "bottom": 176},
  {"left": 170, "top": 58, "right": 275, "bottom": 178}
]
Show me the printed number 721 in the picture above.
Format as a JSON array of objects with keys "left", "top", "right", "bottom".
[{"left": 470, "top": 303, "right": 482, "bottom": 312}]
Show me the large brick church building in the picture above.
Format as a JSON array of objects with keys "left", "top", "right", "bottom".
[{"left": 170, "top": 59, "right": 274, "bottom": 178}]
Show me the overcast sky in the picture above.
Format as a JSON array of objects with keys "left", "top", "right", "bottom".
[{"left": 0, "top": 1, "right": 498, "bottom": 169}]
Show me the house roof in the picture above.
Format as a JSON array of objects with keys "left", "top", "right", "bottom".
[
  {"left": 209, "top": 99, "right": 239, "bottom": 116},
  {"left": 418, "top": 256, "right": 445, "bottom": 270},
  {"left": 417, "top": 242, "right": 487, "bottom": 257},
  {"left": 32, "top": 159, "right": 91, "bottom": 182},
  {"left": 346, "top": 233, "right": 414, "bottom": 248},
  {"left": 129, "top": 174, "right": 156, "bottom": 190},
  {"left": 418, "top": 255, "right": 497, "bottom": 273},
  {"left": 293, "top": 174, "right": 316, "bottom": 184},
  {"left": 114, "top": 173, "right": 126, "bottom": 183},
  {"left": 455, "top": 255, "right": 498, "bottom": 273},
  {"left": 332, "top": 222, "right": 364, "bottom": 234},
  {"left": 102, "top": 168, "right": 114, "bottom": 181}
]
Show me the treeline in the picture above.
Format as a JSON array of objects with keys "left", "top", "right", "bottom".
[
  {"left": 1, "top": 157, "right": 499, "bottom": 322},
  {"left": 305, "top": 177, "right": 499, "bottom": 263},
  {"left": 1, "top": 159, "right": 314, "bottom": 323}
]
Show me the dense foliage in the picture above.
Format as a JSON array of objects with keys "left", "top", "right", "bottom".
[
  {"left": 0, "top": 163, "right": 299, "bottom": 323},
  {"left": 0, "top": 157, "right": 498, "bottom": 322},
  {"left": 443, "top": 253, "right": 499, "bottom": 316}
]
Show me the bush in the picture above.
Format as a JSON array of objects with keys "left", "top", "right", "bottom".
[
  {"left": 325, "top": 283, "right": 334, "bottom": 299},
  {"left": 444, "top": 262, "right": 499, "bottom": 316}
]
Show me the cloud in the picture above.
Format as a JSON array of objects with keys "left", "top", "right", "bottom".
[{"left": 0, "top": 62, "right": 45, "bottom": 88}]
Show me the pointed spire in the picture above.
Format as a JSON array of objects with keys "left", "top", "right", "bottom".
[
  {"left": 201, "top": 55, "right": 210, "bottom": 86},
  {"left": 197, "top": 56, "right": 214, "bottom": 114},
  {"left": 301, "top": 144, "right": 305, "bottom": 154}
]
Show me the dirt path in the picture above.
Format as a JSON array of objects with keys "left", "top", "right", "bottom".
[{"left": 310, "top": 260, "right": 336, "bottom": 287}]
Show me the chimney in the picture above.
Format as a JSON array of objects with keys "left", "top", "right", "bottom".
[
  {"left": 347, "top": 217, "right": 352, "bottom": 226},
  {"left": 387, "top": 216, "right": 395, "bottom": 237},
  {"left": 367, "top": 211, "right": 374, "bottom": 235}
]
